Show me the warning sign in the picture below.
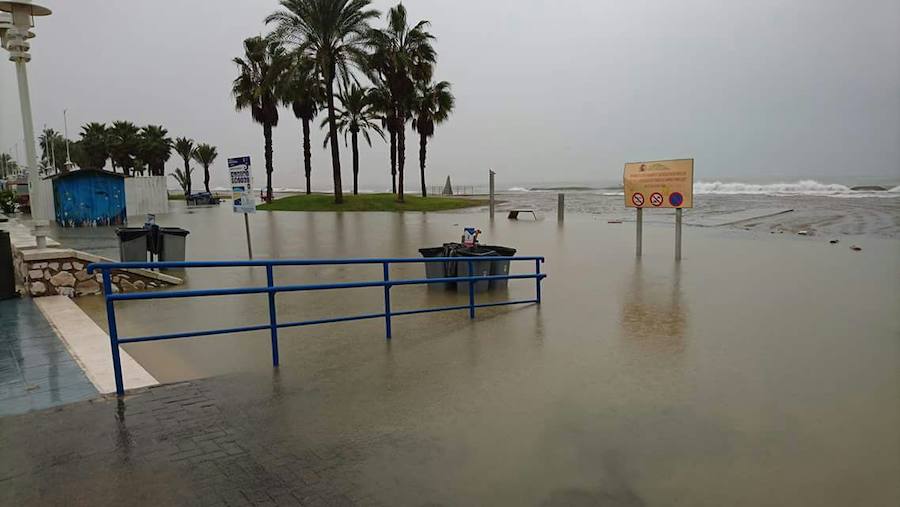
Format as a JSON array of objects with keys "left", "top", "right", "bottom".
[
  {"left": 631, "top": 192, "right": 645, "bottom": 207},
  {"left": 624, "top": 159, "right": 693, "bottom": 209}
]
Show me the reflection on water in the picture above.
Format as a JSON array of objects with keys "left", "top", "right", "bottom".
[
  {"left": 65, "top": 205, "right": 900, "bottom": 506},
  {"left": 619, "top": 261, "right": 688, "bottom": 355}
]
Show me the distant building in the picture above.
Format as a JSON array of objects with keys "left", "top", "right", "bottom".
[{"left": 51, "top": 170, "right": 127, "bottom": 227}]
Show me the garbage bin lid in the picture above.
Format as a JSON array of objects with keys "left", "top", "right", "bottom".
[
  {"left": 418, "top": 247, "right": 445, "bottom": 256},
  {"left": 454, "top": 246, "right": 498, "bottom": 257},
  {"left": 116, "top": 228, "right": 149, "bottom": 241},
  {"left": 481, "top": 245, "right": 517, "bottom": 256},
  {"left": 159, "top": 227, "right": 190, "bottom": 237}
]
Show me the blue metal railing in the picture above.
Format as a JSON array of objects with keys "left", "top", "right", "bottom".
[{"left": 88, "top": 256, "right": 546, "bottom": 396}]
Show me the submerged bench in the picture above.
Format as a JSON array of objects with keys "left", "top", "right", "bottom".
[{"left": 507, "top": 209, "right": 538, "bottom": 220}]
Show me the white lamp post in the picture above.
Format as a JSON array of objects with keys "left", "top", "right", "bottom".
[{"left": 0, "top": 0, "right": 51, "bottom": 248}]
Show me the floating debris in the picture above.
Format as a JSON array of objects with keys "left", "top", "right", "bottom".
[
  {"left": 829, "top": 239, "right": 839, "bottom": 244},
  {"left": 798, "top": 230, "right": 809, "bottom": 236},
  {"left": 850, "top": 245, "right": 862, "bottom": 251},
  {"left": 607, "top": 220, "right": 622, "bottom": 224}
]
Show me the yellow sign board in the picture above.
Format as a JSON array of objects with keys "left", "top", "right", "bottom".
[{"left": 623, "top": 159, "right": 693, "bottom": 209}]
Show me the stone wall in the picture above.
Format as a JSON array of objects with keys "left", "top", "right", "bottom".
[{"left": 13, "top": 248, "right": 182, "bottom": 298}]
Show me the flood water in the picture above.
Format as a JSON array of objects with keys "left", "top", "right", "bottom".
[{"left": 72, "top": 204, "right": 900, "bottom": 505}]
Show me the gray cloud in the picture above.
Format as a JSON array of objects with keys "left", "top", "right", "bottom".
[{"left": 2, "top": 0, "right": 898, "bottom": 190}]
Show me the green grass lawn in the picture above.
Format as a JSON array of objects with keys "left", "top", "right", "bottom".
[{"left": 258, "top": 193, "right": 487, "bottom": 212}]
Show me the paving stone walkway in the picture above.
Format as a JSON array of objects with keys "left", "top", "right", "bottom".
[
  {"left": 0, "top": 297, "right": 97, "bottom": 416},
  {"left": 0, "top": 376, "right": 377, "bottom": 506}
]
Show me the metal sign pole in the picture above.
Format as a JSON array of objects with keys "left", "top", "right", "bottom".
[
  {"left": 244, "top": 213, "right": 253, "bottom": 259},
  {"left": 675, "top": 208, "right": 682, "bottom": 261},
  {"left": 557, "top": 193, "right": 565, "bottom": 222},
  {"left": 636, "top": 208, "right": 643, "bottom": 257},
  {"left": 489, "top": 169, "right": 495, "bottom": 217}
]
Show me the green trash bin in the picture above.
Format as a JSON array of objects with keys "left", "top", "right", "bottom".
[
  {"left": 481, "top": 245, "right": 517, "bottom": 289},
  {"left": 453, "top": 246, "right": 498, "bottom": 294},
  {"left": 419, "top": 247, "right": 453, "bottom": 290},
  {"left": 158, "top": 227, "right": 190, "bottom": 262},
  {"left": 116, "top": 228, "right": 149, "bottom": 262}
]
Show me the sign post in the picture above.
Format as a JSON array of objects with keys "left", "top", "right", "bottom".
[
  {"left": 489, "top": 169, "right": 496, "bottom": 218},
  {"left": 228, "top": 156, "right": 256, "bottom": 259},
  {"left": 624, "top": 159, "right": 693, "bottom": 260}
]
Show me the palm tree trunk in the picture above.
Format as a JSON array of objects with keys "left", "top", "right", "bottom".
[
  {"left": 183, "top": 159, "right": 191, "bottom": 196},
  {"left": 351, "top": 131, "right": 360, "bottom": 195},
  {"left": 264, "top": 122, "right": 273, "bottom": 202},
  {"left": 390, "top": 129, "right": 397, "bottom": 194},
  {"left": 204, "top": 164, "right": 211, "bottom": 194},
  {"left": 397, "top": 125, "right": 406, "bottom": 203},
  {"left": 419, "top": 133, "right": 427, "bottom": 197},
  {"left": 302, "top": 118, "right": 312, "bottom": 195},
  {"left": 325, "top": 73, "right": 343, "bottom": 204}
]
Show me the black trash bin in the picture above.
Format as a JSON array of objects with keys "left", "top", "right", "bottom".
[
  {"left": 1, "top": 230, "right": 16, "bottom": 300},
  {"left": 453, "top": 246, "right": 498, "bottom": 294},
  {"left": 116, "top": 227, "right": 150, "bottom": 262},
  {"left": 418, "top": 246, "right": 451, "bottom": 290},
  {"left": 481, "top": 245, "right": 517, "bottom": 289}
]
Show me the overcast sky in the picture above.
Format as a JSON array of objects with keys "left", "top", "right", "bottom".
[{"left": 2, "top": 0, "right": 898, "bottom": 189}]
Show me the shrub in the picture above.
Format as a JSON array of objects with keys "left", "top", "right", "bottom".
[{"left": 0, "top": 190, "right": 17, "bottom": 214}]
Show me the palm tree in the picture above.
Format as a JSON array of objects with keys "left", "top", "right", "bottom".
[
  {"left": 324, "top": 83, "right": 384, "bottom": 194},
  {"left": 232, "top": 36, "right": 290, "bottom": 202},
  {"left": 192, "top": 143, "right": 219, "bottom": 194},
  {"left": 170, "top": 167, "right": 194, "bottom": 197},
  {"left": 173, "top": 137, "right": 195, "bottom": 196},
  {"left": 138, "top": 125, "right": 173, "bottom": 176},
  {"left": 0, "top": 153, "right": 18, "bottom": 178},
  {"left": 366, "top": 3, "right": 436, "bottom": 202},
  {"left": 108, "top": 121, "right": 141, "bottom": 176},
  {"left": 79, "top": 122, "right": 109, "bottom": 170},
  {"left": 412, "top": 80, "right": 454, "bottom": 197},
  {"left": 266, "top": 0, "right": 381, "bottom": 204},
  {"left": 279, "top": 53, "right": 323, "bottom": 195},
  {"left": 38, "top": 128, "right": 65, "bottom": 173},
  {"left": 367, "top": 80, "right": 399, "bottom": 193}
]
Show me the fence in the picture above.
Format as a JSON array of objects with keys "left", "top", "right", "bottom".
[
  {"left": 88, "top": 256, "right": 547, "bottom": 396},
  {"left": 427, "top": 185, "right": 480, "bottom": 196}
]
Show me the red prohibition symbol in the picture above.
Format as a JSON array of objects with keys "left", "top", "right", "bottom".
[
  {"left": 650, "top": 192, "right": 664, "bottom": 206},
  {"left": 631, "top": 192, "right": 645, "bottom": 207}
]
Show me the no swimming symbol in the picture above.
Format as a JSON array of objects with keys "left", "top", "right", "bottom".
[
  {"left": 650, "top": 192, "right": 663, "bottom": 206},
  {"left": 631, "top": 192, "right": 644, "bottom": 207}
]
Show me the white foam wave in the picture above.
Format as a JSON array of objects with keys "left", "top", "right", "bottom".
[
  {"left": 693, "top": 180, "right": 856, "bottom": 195},
  {"left": 507, "top": 187, "right": 529, "bottom": 192},
  {"left": 889, "top": 185, "right": 900, "bottom": 193}
]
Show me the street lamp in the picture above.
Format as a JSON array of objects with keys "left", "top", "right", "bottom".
[{"left": 0, "top": 0, "right": 51, "bottom": 248}]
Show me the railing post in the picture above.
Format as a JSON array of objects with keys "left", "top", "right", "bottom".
[
  {"left": 102, "top": 270, "right": 125, "bottom": 396},
  {"left": 266, "top": 265, "right": 280, "bottom": 367},
  {"left": 468, "top": 259, "right": 476, "bottom": 319},
  {"left": 535, "top": 259, "right": 542, "bottom": 304},
  {"left": 383, "top": 262, "right": 392, "bottom": 339}
]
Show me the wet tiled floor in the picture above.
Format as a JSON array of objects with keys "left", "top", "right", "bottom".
[{"left": 0, "top": 297, "right": 98, "bottom": 416}]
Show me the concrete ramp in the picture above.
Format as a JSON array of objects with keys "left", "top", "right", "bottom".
[{"left": 35, "top": 296, "right": 158, "bottom": 394}]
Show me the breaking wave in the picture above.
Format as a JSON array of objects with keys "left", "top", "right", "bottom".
[{"left": 693, "top": 180, "right": 900, "bottom": 197}]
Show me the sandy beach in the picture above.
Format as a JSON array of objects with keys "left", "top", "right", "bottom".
[{"left": 67, "top": 204, "right": 900, "bottom": 506}]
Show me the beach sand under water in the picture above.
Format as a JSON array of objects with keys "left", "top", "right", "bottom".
[{"left": 69, "top": 204, "right": 900, "bottom": 506}]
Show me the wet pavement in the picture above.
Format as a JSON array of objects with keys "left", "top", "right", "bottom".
[
  {"left": 0, "top": 297, "right": 98, "bottom": 416},
  {"left": 3, "top": 205, "right": 899, "bottom": 505}
]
